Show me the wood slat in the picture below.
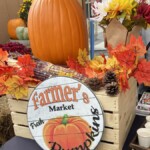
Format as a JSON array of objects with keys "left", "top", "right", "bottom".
[
  {"left": 13, "top": 125, "right": 33, "bottom": 139},
  {"left": 11, "top": 111, "right": 119, "bottom": 129},
  {"left": 96, "top": 95, "right": 119, "bottom": 112},
  {"left": 8, "top": 99, "right": 28, "bottom": 113},
  {"left": 97, "top": 142, "right": 119, "bottom": 150},
  {"left": 13, "top": 125, "right": 120, "bottom": 150},
  {"left": 13, "top": 124, "right": 119, "bottom": 144}
]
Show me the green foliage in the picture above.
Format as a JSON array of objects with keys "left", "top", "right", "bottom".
[{"left": 18, "top": 0, "right": 32, "bottom": 24}]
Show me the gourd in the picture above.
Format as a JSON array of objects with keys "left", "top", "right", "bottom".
[
  {"left": 43, "top": 115, "right": 91, "bottom": 149},
  {"left": 28, "top": 0, "right": 88, "bottom": 65},
  {"left": 8, "top": 18, "right": 26, "bottom": 39},
  {"left": 16, "top": 27, "right": 29, "bottom": 40}
]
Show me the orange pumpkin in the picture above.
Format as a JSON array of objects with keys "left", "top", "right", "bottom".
[
  {"left": 8, "top": 18, "right": 26, "bottom": 39},
  {"left": 43, "top": 115, "right": 91, "bottom": 149},
  {"left": 28, "top": 0, "right": 88, "bottom": 65}
]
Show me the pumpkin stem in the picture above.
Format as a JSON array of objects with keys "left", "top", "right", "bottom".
[{"left": 62, "top": 114, "right": 68, "bottom": 125}]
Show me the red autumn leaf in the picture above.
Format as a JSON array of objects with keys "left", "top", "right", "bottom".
[
  {"left": 128, "top": 35, "right": 146, "bottom": 57},
  {"left": 17, "top": 54, "right": 36, "bottom": 77},
  {"left": 0, "top": 66, "right": 17, "bottom": 79},
  {"left": 0, "top": 48, "right": 8, "bottom": 66},
  {"left": 113, "top": 49, "right": 136, "bottom": 70},
  {"left": 67, "top": 57, "right": 86, "bottom": 76},
  {"left": 0, "top": 76, "right": 7, "bottom": 95},
  {"left": 118, "top": 72, "right": 129, "bottom": 92},
  {"left": 133, "top": 59, "right": 150, "bottom": 86}
]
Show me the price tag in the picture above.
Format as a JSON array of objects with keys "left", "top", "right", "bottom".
[{"left": 27, "top": 76, "right": 104, "bottom": 150}]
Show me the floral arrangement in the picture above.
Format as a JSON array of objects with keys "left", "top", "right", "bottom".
[
  {"left": 66, "top": 35, "right": 150, "bottom": 95},
  {"left": 0, "top": 48, "right": 39, "bottom": 99},
  {"left": 92, "top": 0, "right": 150, "bottom": 31},
  {"left": 18, "top": 0, "right": 32, "bottom": 24}
]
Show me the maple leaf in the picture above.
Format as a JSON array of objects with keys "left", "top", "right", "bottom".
[
  {"left": 17, "top": 54, "right": 36, "bottom": 77},
  {"left": 77, "top": 48, "right": 89, "bottom": 66},
  {"left": 133, "top": 59, "right": 150, "bottom": 86},
  {"left": 5, "top": 75, "right": 28, "bottom": 99},
  {"left": 0, "top": 66, "right": 17, "bottom": 79},
  {"left": 67, "top": 57, "right": 86, "bottom": 76},
  {"left": 107, "top": 44, "right": 128, "bottom": 56},
  {"left": 89, "top": 55, "right": 106, "bottom": 71},
  {"left": 128, "top": 35, "right": 146, "bottom": 57},
  {"left": 118, "top": 72, "right": 129, "bottom": 92},
  {"left": 105, "top": 56, "right": 124, "bottom": 74},
  {"left": 0, "top": 48, "right": 8, "bottom": 66},
  {"left": 85, "top": 66, "right": 104, "bottom": 79},
  {"left": 0, "top": 76, "right": 7, "bottom": 95},
  {"left": 113, "top": 49, "right": 136, "bottom": 70}
]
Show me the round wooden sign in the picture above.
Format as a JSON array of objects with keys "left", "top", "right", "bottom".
[{"left": 27, "top": 76, "right": 104, "bottom": 150}]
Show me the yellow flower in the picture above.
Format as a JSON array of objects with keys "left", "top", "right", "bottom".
[{"left": 105, "top": 0, "right": 137, "bottom": 19}]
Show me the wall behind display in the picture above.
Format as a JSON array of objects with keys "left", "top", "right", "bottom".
[
  {"left": 0, "top": 0, "right": 83, "bottom": 44},
  {"left": 0, "top": 0, "right": 23, "bottom": 44}
]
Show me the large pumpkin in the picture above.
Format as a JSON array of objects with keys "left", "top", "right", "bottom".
[
  {"left": 28, "top": 0, "right": 88, "bottom": 65},
  {"left": 43, "top": 115, "right": 91, "bottom": 149},
  {"left": 8, "top": 18, "right": 26, "bottom": 39}
]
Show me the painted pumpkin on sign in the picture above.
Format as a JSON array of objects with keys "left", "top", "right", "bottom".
[
  {"left": 43, "top": 115, "right": 91, "bottom": 149},
  {"left": 28, "top": 0, "right": 88, "bottom": 65}
]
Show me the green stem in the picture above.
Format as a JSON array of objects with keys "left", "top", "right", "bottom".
[{"left": 62, "top": 114, "right": 68, "bottom": 125}]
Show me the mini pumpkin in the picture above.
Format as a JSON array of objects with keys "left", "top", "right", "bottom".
[
  {"left": 43, "top": 114, "right": 91, "bottom": 149},
  {"left": 8, "top": 18, "right": 26, "bottom": 40},
  {"left": 28, "top": 0, "right": 88, "bottom": 65},
  {"left": 16, "top": 27, "right": 29, "bottom": 40}
]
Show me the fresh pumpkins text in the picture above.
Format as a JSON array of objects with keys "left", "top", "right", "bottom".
[{"left": 32, "top": 84, "right": 90, "bottom": 110}]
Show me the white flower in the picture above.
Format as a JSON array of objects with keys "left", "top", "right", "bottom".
[
  {"left": 91, "top": 1, "right": 107, "bottom": 22},
  {"left": 145, "top": 0, "right": 150, "bottom": 4},
  {"left": 135, "top": 0, "right": 150, "bottom": 4}
]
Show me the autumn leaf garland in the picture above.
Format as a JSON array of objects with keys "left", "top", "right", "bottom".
[
  {"left": 0, "top": 49, "right": 40, "bottom": 99},
  {"left": 67, "top": 35, "right": 150, "bottom": 92}
]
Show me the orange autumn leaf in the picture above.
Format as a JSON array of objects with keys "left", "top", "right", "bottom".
[
  {"left": 108, "top": 44, "right": 128, "bottom": 56},
  {"left": 77, "top": 48, "right": 89, "bottom": 66},
  {"left": 113, "top": 49, "right": 136, "bottom": 70},
  {"left": 85, "top": 66, "right": 104, "bottom": 79},
  {"left": 0, "top": 76, "right": 7, "bottom": 95},
  {"left": 118, "top": 72, "right": 129, "bottom": 92},
  {"left": 128, "top": 35, "right": 146, "bottom": 57},
  {"left": 17, "top": 54, "right": 36, "bottom": 77},
  {"left": 133, "top": 59, "right": 150, "bottom": 86},
  {"left": 5, "top": 75, "right": 28, "bottom": 99},
  {"left": 0, "top": 48, "right": 8, "bottom": 66}
]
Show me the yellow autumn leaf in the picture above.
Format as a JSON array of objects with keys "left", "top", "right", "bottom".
[
  {"left": 5, "top": 75, "right": 28, "bottom": 99},
  {"left": 105, "top": 56, "right": 124, "bottom": 75},
  {"left": 77, "top": 48, "right": 89, "bottom": 66},
  {"left": 89, "top": 56, "right": 105, "bottom": 71}
]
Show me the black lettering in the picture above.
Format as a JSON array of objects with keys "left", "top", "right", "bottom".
[{"left": 49, "top": 106, "right": 56, "bottom": 112}]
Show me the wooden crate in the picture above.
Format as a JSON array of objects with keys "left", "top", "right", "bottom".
[{"left": 7, "top": 77, "right": 137, "bottom": 150}]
